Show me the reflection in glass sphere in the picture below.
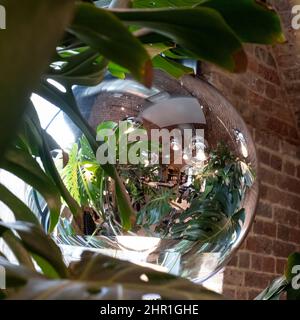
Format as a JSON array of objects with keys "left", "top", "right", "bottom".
[{"left": 57, "top": 71, "right": 258, "bottom": 283}]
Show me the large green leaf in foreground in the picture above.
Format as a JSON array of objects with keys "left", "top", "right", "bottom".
[
  {"left": 0, "top": 0, "right": 75, "bottom": 159},
  {"left": 132, "top": 0, "right": 285, "bottom": 44},
  {"left": 1, "top": 250, "right": 222, "bottom": 300},
  {"left": 113, "top": 7, "right": 247, "bottom": 72},
  {"left": 69, "top": 3, "right": 152, "bottom": 86}
]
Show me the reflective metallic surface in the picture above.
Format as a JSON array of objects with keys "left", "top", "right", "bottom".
[{"left": 60, "top": 71, "right": 259, "bottom": 283}]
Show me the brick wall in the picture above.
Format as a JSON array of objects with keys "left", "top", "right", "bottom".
[{"left": 201, "top": 0, "right": 300, "bottom": 299}]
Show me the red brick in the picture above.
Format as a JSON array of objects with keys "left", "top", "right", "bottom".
[
  {"left": 256, "top": 201, "right": 273, "bottom": 219},
  {"left": 248, "top": 289, "right": 263, "bottom": 300},
  {"left": 244, "top": 272, "right": 274, "bottom": 289},
  {"left": 270, "top": 154, "right": 283, "bottom": 171},
  {"left": 297, "top": 165, "right": 300, "bottom": 179},
  {"left": 280, "top": 141, "right": 300, "bottom": 158},
  {"left": 246, "top": 236, "right": 273, "bottom": 255},
  {"left": 265, "top": 83, "right": 277, "bottom": 100},
  {"left": 254, "top": 47, "right": 276, "bottom": 68},
  {"left": 263, "top": 257, "right": 275, "bottom": 273},
  {"left": 265, "top": 117, "right": 289, "bottom": 137},
  {"left": 274, "top": 207, "right": 299, "bottom": 227},
  {"left": 236, "top": 290, "right": 248, "bottom": 300},
  {"left": 253, "top": 219, "right": 276, "bottom": 237},
  {"left": 289, "top": 228, "right": 300, "bottom": 244},
  {"left": 276, "top": 54, "right": 294, "bottom": 68},
  {"left": 255, "top": 130, "right": 280, "bottom": 151},
  {"left": 276, "top": 258, "right": 287, "bottom": 274},
  {"left": 263, "top": 221, "right": 277, "bottom": 238},
  {"left": 260, "top": 167, "right": 277, "bottom": 185},
  {"left": 257, "top": 148, "right": 270, "bottom": 166},
  {"left": 257, "top": 64, "right": 281, "bottom": 85},
  {"left": 251, "top": 254, "right": 263, "bottom": 271},
  {"left": 239, "top": 252, "right": 250, "bottom": 269},
  {"left": 277, "top": 224, "right": 291, "bottom": 242},
  {"left": 283, "top": 161, "right": 296, "bottom": 176},
  {"left": 202, "top": 16, "right": 300, "bottom": 299},
  {"left": 277, "top": 224, "right": 300, "bottom": 244},
  {"left": 273, "top": 240, "right": 296, "bottom": 258},
  {"left": 227, "top": 254, "right": 238, "bottom": 267},
  {"left": 222, "top": 287, "right": 236, "bottom": 299},
  {"left": 261, "top": 185, "right": 300, "bottom": 211},
  {"left": 232, "top": 83, "right": 247, "bottom": 97},
  {"left": 224, "top": 268, "right": 244, "bottom": 287},
  {"left": 278, "top": 175, "right": 300, "bottom": 194}
]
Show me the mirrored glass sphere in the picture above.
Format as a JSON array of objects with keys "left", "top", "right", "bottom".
[{"left": 59, "top": 71, "right": 259, "bottom": 283}]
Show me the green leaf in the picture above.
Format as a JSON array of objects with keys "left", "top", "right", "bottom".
[
  {"left": 285, "top": 252, "right": 300, "bottom": 281},
  {"left": 108, "top": 62, "right": 128, "bottom": 79},
  {"left": 145, "top": 43, "right": 174, "bottom": 58},
  {"left": 137, "top": 188, "right": 174, "bottom": 225},
  {"left": 48, "top": 47, "right": 108, "bottom": 87},
  {"left": 133, "top": 0, "right": 203, "bottom": 8},
  {"left": 96, "top": 121, "right": 118, "bottom": 137},
  {"left": 32, "top": 254, "right": 61, "bottom": 279},
  {"left": 65, "top": 252, "right": 222, "bottom": 300},
  {"left": 0, "top": 257, "right": 44, "bottom": 288},
  {"left": 152, "top": 55, "right": 194, "bottom": 78},
  {"left": 36, "top": 82, "right": 98, "bottom": 152},
  {"left": 1, "top": 147, "right": 61, "bottom": 233},
  {"left": 0, "top": 0, "right": 75, "bottom": 159},
  {"left": 199, "top": 0, "right": 285, "bottom": 44},
  {"left": 113, "top": 7, "right": 247, "bottom": 72},
  {"left": 38, "top": 83, "right": 136, "bottom": 231},
  {"left": 2, "top": 251, "right": 223, "bottom": 299},
  {"left": 0, "top": 184, "right": 40, "bottom": 226},
  {"left": 0, "top": 229, "right": 35, "bottom": 270},
  {"left": 23, "top": 102, "right": 84, "bottom": 227},
  {"left": 69, "top": 3, "right": 153, "bottom": 86},
  {"left": 79, "top": 136, "right": 98, "bottom": 162},
  {"left": 0, "top": 221, "right": 68, "bottom": 279},
  {"left": 255, "top": 276, "right": 288, "bottom": 300},
  {"left": 132, "top": 0, "right": 285, "bottom": 44},
  {"left": 109, "top": 167, "right": 136, "bottom": 230},
  {"left": 62, "top": 143, "right": 81, "bottom": 205}
]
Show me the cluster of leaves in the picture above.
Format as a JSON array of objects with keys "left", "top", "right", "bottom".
[
  {"left": 0, "top": 104, "right": 82, "bottom": 234},
  {"left": 169, "top": 144, "right": 254, "bottom": 249},
  {"left": 0, "top": 220, "right": 221, "bottom": 299},
  {"left": 62, "top": 136, "right": 105, "bottom": 215},
  {"left": 63, "top": 119, "right": 174, "bottom": 233},
  {"left": 137, "top": 188, "right": 176, "bottom": 228}
]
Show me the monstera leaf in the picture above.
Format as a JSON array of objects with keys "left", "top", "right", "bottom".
[
  {"left": 0, "top": 147, "right": 62, "bottom": 232},
  {"left": 0, "top": 221, "right": 68, "bottom": 279},
  {"left": 137, "top": 189, "right": 175, "bottom": 226},
  {"left": 62, "top": 136, "right": 105, "bottom": 211},
  {"left": 0, "top": 251, "right": 222, "bottom": 300},
  {"left": 132, "top": 0, "right": 285, "bottom": 44},
  {"left": 0, "top": 220, "right": 222, "bottom": 300},
  {"left": 114, "top": 7, "right": 247, "bottom": 72},
  {"left": 170, "top": 200, "right": 245, "bottom": 244},
  {"left": 47, "top": 47, "right": 108, "bottom": 87},
  {"left": 69, "top": 3, "right": 153, "bottom": 86}
]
